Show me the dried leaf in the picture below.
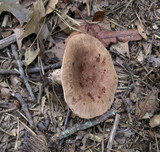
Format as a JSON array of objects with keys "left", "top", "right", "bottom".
[
  {"left": 14, "top": 23, "right": 52, "bottom": 50},
  {"left": 10, "top": 75, "right": 21, "bottom": 87},
  {"left": 0, "top": 81, "right": 8, "bottom": 88},
  {"left": 13, "top": 27, "right": 24, "bottom": 49},
  {"left": 20, "top": 0, "right": 45, "bottom": 39},
  {"left": 1, "top": 31, "right": 12, "bottom": 38},
  {"left": 135, "top": 20, "right": 147, "bottom": 40},
  {"left": 142, "top": 42, "right": 151, "bottom": 55},
  {"left": 51, "top": 41, "right": 65, "bottom": 60},
  {"left": 0, "top": 0, "right": 31, "bottom": 25},
  {"left": 111, "top": 41, "right": 130, "bottom": 58},
  {"left": 92, "top": 0, "right": 109, "bottom": 12},
  {"left": 76, "top": 24, "right": 142, "bottom": 47},
  {"left": 13, "top": 0, "right": 52, "bottom": 51},
  {"left": 0, "top": 87, "right": 10, "bottom": 100},
  {"left": 149, "top": 114, "right": 160, "bottom": 128},
  {"left": 25, "top": 48, "right": 40, "bottom": 66},
  {"left": 136, "top": 50, "right": 144, "bottom": 62},
  {"left": 149, "top": 56, "right": 160, "bottom": 67},
  {"left": 92, "top": 11, "right": 105, "bottom": 22},
  {"left": 136, "top": 89, "right": 158, "bottom": 119},
  {"left": 98, "top": 19, "right": 111, "bottom": 31},
  {"left": 46, "top": 0, "right": 58, "bottom": 15}
]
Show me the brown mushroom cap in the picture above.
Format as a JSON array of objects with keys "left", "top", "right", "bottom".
[{"left": 61, "top": 34, "right": 118, "bottom": 119}]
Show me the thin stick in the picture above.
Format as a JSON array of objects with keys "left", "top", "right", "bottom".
[
  {"left": 0, "top": 33, "right": 16, "bottom": 50},
  {"left": 2, "top": 14, "right": 9, "bottom": 27},
  {"left": 59, "top": 107, "right": 71, "bottom": 146},
  {"left": 52, "top": 111, "right": 115, "bottom": 141},
  {"left": 154, "top": 130, "right": 160, "bottom": 152},
  {"left": 27, "top": 62, "right": 61, "bottom": 73},
  {"left": 0, "top": 62, "right": 61, "bottom": 75},
  {"left": 11, "top": 44, "right": 36, "bottom": 102},
  {"left": 12, "top": 93, "right": 34, "bottom": 128},
  {"left": 107, "top": 113, "right": 120, "bottom": 152}
]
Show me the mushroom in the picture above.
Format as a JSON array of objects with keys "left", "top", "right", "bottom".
[{"left": 52, "top": 33, "right": 118, "bottom": 119}]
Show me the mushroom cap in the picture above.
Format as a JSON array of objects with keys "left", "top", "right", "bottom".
[{"left": 61, "top": 34, "right": 118, "bottom": 119}]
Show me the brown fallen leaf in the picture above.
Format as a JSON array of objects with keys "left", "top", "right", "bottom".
[
  {"left": 136, "top": 50, "right": 144, "bottom": 62},
  {"left": 25, "top": 48, "right": 40, "bottom": 66},
  {"left": 51, "top": 41, "right": 65, "bottom": 60},
  {"left": 20, "top": 0, "right": 45, "bottom": 39},
  {"left": 45, "top": 0, "right": 58, "bottom": 15},
  {"left": 0, "top": 0, "right": 32, "bottom": 25},
  {"left": 1, "top": 31, "right": 12, "bottom": 38},
  {"left": 136, "top": 89, "right": 158, "bottom": 119},
  {"left": 92, "top": 11, "right": 105, "bottom": 22},
  {"left": 68, "top": 24, "right": 142, "bottom": 47},
  {"left": 13, "top": 27, "right": 24, "bottom": 49},
  {"left": 149, "top": 114, "right": 160, "bottom": 128},
  {"left": 92, "top": 0, "right": 109, "bottom": 12},
  {"left": 135, "top": 20, "right": 147, "bottom": 40},
  {"left": 0, "top": 87, "right": 10, "bottom": 100},
  {"left": 146, "top": 130, "right": 160, "bottom": 138},
  {"left": 13, "top": 0, "right": 52, "bottom": 60},
  {"left": 111, "top": 41, "right": 130, "bottom": 58}
]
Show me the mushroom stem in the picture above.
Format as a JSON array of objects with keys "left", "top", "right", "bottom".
[{"left": 52, "top": 69, "right": 62, "bottom": 85}]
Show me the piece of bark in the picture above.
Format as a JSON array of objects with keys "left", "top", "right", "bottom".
[
  {"left": 69, "top": 24, "right": 142, "bottom": 47},
  {"left": 23, "top": 132, "right": 49, "bottom": 152}
]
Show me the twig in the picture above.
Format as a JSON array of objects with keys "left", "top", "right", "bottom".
[
  {"left": 11, "top": 44, "right": 36, "bottom": 102},
  {"left": 37, "top": 83, "right": 43, "bottom": 104},
  {"left": 12, "top": 93, "right": 34, "bottom": 128},
  {"left": 154, "top": 130, "right": 160, "bottom": 152},
  {"left": 107, "top": 113, "right": 120, "bottom": 152},
  {"left": 0, "top": 33, "right": 16, "bottom": 50},
  {"left": 0, "top": 63, "right": 61, "bottom": 75},
  {"left": 2, "top": 14, "right": 9, "bottom": 27},
  {"left": 59, "top": 108, "right": 71, "bottom": 146},
  {"left": 0, "top": 69, "right": 18, "bottom": 75},
  {"left": 122, "top": 63, "right": 135, "bottom": 88},
  {"left": 28, "top": 63, "right": 61, "bottom": 73},
  {"left": 63, "top": 108, "right": 71, "bottom": 130},
  {"left": 52, "top": 111, "right": 115, "bottom": 141}
]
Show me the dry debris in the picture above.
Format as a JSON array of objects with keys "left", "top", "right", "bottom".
[{"left": 0, "top": 0, "right": 160, "bottom": 151}]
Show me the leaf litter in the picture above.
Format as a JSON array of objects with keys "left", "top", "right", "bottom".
[
  {"left": 0, "top": 0, "right": 160, "bottom": 151},
  {"left": 0, "top": 0, "right": 32, "bottom": 25}
]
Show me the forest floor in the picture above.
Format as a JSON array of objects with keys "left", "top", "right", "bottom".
[{"left": 0, "top": 0, "right": 160, "bottom": 152}]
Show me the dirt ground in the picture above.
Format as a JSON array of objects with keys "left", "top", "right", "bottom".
[{"left": 0, "top": 0, "right": 160, "bottom": 152}]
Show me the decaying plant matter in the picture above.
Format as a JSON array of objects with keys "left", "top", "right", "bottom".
[{"left": 67, "top": 24, "right": 142, "bottom": 47}]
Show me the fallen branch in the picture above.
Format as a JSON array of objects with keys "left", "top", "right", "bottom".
[
  {"left": 0, "top": 63, "right": 61, "bottom": 75},
  {"left": 11, "top": 44, "right": 36, "bottom": 102},
  {"left": 0, "top": 33, "right": 16, "bottom": 50},
  {"left": 52, "top": 111, "right": 115, "bottom": 141},
  {"left": 12, "top": 93, "right": 34, "bottom": 128}
]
